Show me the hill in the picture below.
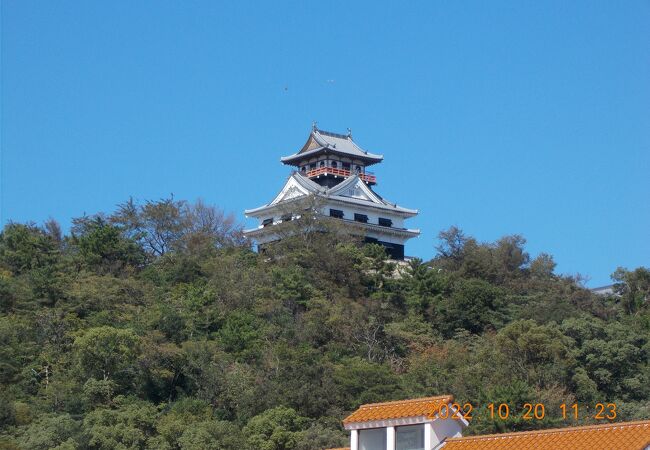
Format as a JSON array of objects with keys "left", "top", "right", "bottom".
[{"left": 0, "top": 198, "right": 648, "bottom": 449}]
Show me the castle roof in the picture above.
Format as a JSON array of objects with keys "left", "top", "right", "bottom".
[
  {"left": 244, "top": 172, "right": 418, "bottom": 217},
  {"left": 280, "top": 127, "right": 384, "bottom": 166}
]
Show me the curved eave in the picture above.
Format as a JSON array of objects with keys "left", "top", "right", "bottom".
[
  {"left": 312, "top": 130, "right": 383, "bottom": 160},
  {"left": 246, "top": 196, "right": 418, "bottom": 218},
  {"left": 244, "top": 173, "right": 325, "bottom": 216},
  {"left": 245, "top": 197, "right": 312, "bottom": 218},
  {"left": 244, "top": 197, "right": 302, "bottom": 216},
  {"left": 280, "top": 148, "right": 384, "bottom": 166},
  {"left": 244, "top": 205, "right": 271, "bottom": 216},
  {"left": 353, "top": 221, "right": 420, "bottom": 237},
  {"left": 292, "top": 172, "right": 328, "bottom": 192},
  {"left": 243, "top": 219, "right": 420, "bottom": 239},
  {"left": 327, "top": 196, "right": 419, "bottom": 217},
  {"left": 243, "top": 226, "right": 271, "bottom": 237}
]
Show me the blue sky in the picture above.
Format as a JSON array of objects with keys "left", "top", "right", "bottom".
[{"left": 1, "top": 1, "right": 648, "bottom": 286}]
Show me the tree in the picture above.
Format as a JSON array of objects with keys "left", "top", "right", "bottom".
[
  {"left": 436, "top": 279, "right": 504, "bottom": 336},
  {"left": 180, "top": 199, "right": 245, "bottom": 253},
  {"left": 243, "top": 406, "right": 309, "bottom": 450},
  {"left": 433, "top": 230, "right": 532, "bottom": 283},
  {"left": 332, "top": 357, "right": 403, "bottom": 410},
  {"left": 217, "top": 311, "right": 262, "bottom": 360},
  {"left": 561, "top": 317, "right": 648, "bottom": 401},
  {"left": 435, "top": 226, "right": 467, "bottom": 264},
  {"left": 71, "top": 215, "right": 145, "bottom": 273},
  {"left": 17, "top": 414, "right": 80, "bottom": 450},
  {"left": 493, "top": 235, "right": 529, "bottom": 275},
  {"left": 2, "top": 201, "right": 650, "bottom": 445},
  {"left": 0, "top": 223, "right": 59, "bottom": 275},
  {"left": 112, "top": 197, "right": 243, "bottom": 257},
  {"left": 397, "top": 258, "right": 449, "bottom": 313},
  {"left": 530, "top": 253, "right": 556, "bottom": 279},
  {"left": 612, "top": 266, "right": 650, "bottom": 314},
  {"left": 294, "top": 421, "right": 347, "bottom": 450},
  {"left": 0, "top": 271, "right": 20, "bottom": 313},
  {"left": 0, "top": 391, "right": 16, "bottom": 429},
  {"left": 177, "top": 420, "right": 243, "bottom": 450},
  {"left": 496, "top": 320, "right": 570, "bottom": 388},
  {"left": 81, "top": 397, "right": 157, "bottom": 449},
  {"left": 82, "top": 378, "right": 117, "bottom": 408},
  {"left": 74, "top": 327, "right": 140, "bottom": 387},
  {"left": 260, "top": 345, "right": 338, "bottom": 419},
  {"left": 154, "top": 398, "right": 212, "bottom": 447}
]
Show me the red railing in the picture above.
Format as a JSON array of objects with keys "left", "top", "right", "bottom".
[{"left": 304, "top": 167, "right": 376, "bottom": 184}]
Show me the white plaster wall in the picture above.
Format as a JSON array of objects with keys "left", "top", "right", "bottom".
[
  {"left": 430, "top": 417, "right": 464, "bottom": 446},
  {"left": 317, "top": 203, "right": 408, "bottom": 230},
  {"left": 364, "top": 229, "right": 409, "bottom": 246},
  {"left": 350, "top": 430, "right": 358, "bottom": 450},
  {"left": 247, "top": 198, "right": 417, "bottom": 246},
  {"left": 346, "top": 416, "right": 465, "bottom": 450}
]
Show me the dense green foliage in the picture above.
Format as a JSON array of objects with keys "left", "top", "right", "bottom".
[{"left": 0, "top": 200, "right": 648, "bottom": 449}]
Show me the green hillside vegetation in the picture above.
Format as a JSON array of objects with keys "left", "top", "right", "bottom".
[{"left": 0, "top": 197, "right": 648, "bottom": 450}]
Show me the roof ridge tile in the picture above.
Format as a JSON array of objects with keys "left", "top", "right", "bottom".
[
  {"left": 445, "top": 419, "right": 650, "bottom": 442},
  {"left": 342, "top": 395, "right": 455, "bottom": 425},
  {"left": 357, "top": 395, "right": 452, "bottom": 408}
]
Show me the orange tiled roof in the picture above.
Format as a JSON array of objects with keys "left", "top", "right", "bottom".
[
  {"left": 342, "top": 395, "right": 453, "bottom": 424},
  {"left": 442, "top": 419, "right": 650, "bottom": 450}
]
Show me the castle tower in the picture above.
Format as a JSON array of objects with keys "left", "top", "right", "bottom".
[{"left": 244, "top": 125, "right": 419, "bottom": 259}]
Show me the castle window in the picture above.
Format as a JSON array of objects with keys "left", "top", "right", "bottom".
[
  {"left": 329, "top": 209, "right": 344, "bottom": 219},
  {"left": 262, "top": 218, "right": 273, "bottom": 227},
  {"left": 354, "top": 213, "right": 368, "bottom": 223},
  {"left": 342, "top": 162, "right": 351, "bottom": 170},
  {"left": 319, "top": 161, "right": 325, "bottom": 168},
  {"left": 331, "top": 161, "right": 338, "bottom": 168},
  {"left": 378, "top": 217, "right": 392, "bottom": 227}
]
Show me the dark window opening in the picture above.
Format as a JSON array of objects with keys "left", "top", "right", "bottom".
[
  {"left": 329, "top": 209, "right": 344, "bottom": 219},
  {"left": 262, "top": 218, "right": 273, "bottom": 227},
  {"left": 342, "top": 162, "right": 351, "bottom": 170},
  {"left": 281, "top": 214, "right": 292, "bottom": 222},
  {"left": 363, "top": 238, "right": 405, "bottom": 260},
  {"left": 378, "top": 217, "right": 392, "bottom": 227},
  {"left": 331, "top": 161, "right": 338, "bottom": 168},
  {"left": 319, "top": 161, "right": 325, "bottom": 168},
  {"left": 382, "top": 242, "right": 405, "bottom": 260},
  {"left": 354, "top": 213, "right": 368, "bottom": 223}
]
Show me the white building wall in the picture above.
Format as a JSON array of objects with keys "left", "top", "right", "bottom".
[
  {"left": 347, "top": 415, "right": 465, "bottom": 450},
  {"left": 364, "top": 229, "right": 408, "bottom": 246},
  {"left": 386, "top": 426, "right": 395, "bottom": 450},
  {"left": 247, "top": 198, "right": 416, "bottom": 246},
  {"left": 424, "top": 422, "right": 433, "bottom": 449},
  {"left": 350, "top": 430, "right": 358, "bottom": 450},
  {"left": 318, "top": 203, "right": 407, "bottom": 229},
  {"left": 430, "top": 417, "right": 464, "bottom": 445}
]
